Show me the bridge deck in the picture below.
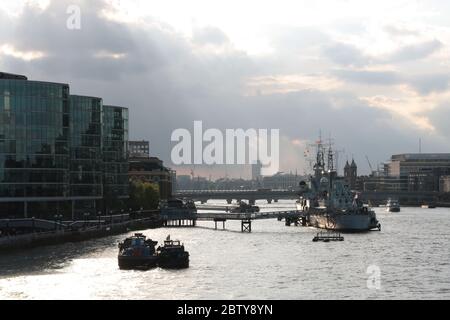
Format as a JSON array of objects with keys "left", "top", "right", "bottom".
[{"left": 196, "top": 210, "right": 303, "bottom": 221}]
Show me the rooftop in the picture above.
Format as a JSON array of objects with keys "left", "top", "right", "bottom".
[
  {"left": 0, "top": 72, "right": 27, "bottom": 80},
  {"left": 391, "top": 153, "right": 450, "bottom": 161}
]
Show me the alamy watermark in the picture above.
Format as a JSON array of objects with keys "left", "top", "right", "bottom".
[
  {"left": 66, "top": 5, "right": 81, "bottom": 30},
  {"left": 171, "top": 121, "right": 280, "bottom": 175}
]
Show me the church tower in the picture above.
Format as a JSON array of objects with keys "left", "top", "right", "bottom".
[{"left": 344, "top": 159, "right": 358, "bottom": 190}]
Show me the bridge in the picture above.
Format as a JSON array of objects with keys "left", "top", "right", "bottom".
[
  {"left": 173, "top": 189, "right": 299, "bottom": 204},
  {"left": 359, "top": 190, "right": 440, "bottom": 206}
]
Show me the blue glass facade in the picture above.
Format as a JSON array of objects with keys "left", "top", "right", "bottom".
[
  {"left": 0, "top": 73, "right": 129, "bottom": 219},
  {"left": 0, "top": 79, "right": 70, "bottom": 200},
  {"left": 103, "top": 105, "right": 129, "bottom": 200},
  {"left": 70, "top": 95, "right": 103, "bottom": 198}
]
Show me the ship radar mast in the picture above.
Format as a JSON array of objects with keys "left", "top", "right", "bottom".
[
  {"left": 327, "top": 138, "right": 335, "bottom": 173},
  {"left": 312, "top": 133, "right": 325, "bottom": 178}
]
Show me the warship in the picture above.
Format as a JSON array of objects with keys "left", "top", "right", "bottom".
[{"left": 296, "top": 137, "right": 381, "bottom": 232}]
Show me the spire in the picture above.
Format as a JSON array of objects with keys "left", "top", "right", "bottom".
[
  {"left": 350, "top": 158, "right": 357, "bottom": 168},
  {"left": 344, "top": 160, "right": 350, "bottom": 169}
]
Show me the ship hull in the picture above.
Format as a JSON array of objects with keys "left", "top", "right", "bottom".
[
  {"left": 308, "top": 214, "right": 377, "bottom": 232},
  {"left": 298, "top": 203, "right": 380, "bottom": 232},
  {"left": 118, "top": 255, "right": 159, "bottom": 270}
]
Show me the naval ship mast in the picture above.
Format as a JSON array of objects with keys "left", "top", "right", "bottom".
[{"left": 312, "top": 136, "right": 325, "bottom": 178}]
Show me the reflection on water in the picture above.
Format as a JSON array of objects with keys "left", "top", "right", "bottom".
[{"left": 1, "top": 200, "right": 450, "bottom": 300}]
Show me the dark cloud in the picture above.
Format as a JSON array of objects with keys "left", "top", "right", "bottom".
[
  {"left": 1, "top": 0, "right": 448, "bottom": 177},
  {"left": 324, "top": 39, "right": 443, "bottom": 68},
  {"left": 408, "top": 74, "right": 450, "bottom": 95},
  {"left": 4, "top": 0, "right": 162, "bottom": 80},
  {"left": 333, "top": 69, "right": 402, "bottom": 85},
  {"left": 387, "top": 39, "right": 443, "bottom": 62},
  {"left": 323, "top": 42, "right": 370, "bottom": 67},
  {"left": 426, "top": 104, "right": 450, "bottom": 139}
]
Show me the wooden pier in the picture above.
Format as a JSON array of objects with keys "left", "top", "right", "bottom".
[{"left": 195, "top": 210, "right": 305, "bottom": 233}]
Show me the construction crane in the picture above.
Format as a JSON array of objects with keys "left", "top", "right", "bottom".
[{"left": 365, "top": 155, "right": 374, "bottom": 176}]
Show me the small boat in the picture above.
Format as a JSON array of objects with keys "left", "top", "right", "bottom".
[
  {"left": 421, "top": 204, "right": 437, "bottom": 209},
  {"left": 160, "top": 198, "right": 197, "bottom": 219},
  {"left": 386, "top": 198, "right": 400, "bottom": 212},
  {"left": 157, "top": 235, "right": 189, "bottom": 269},
  {"left": 118, "top": 233, "right": 158, "bottom": 270},
  {"left": 230, "top": 201, "right": 260, "bottom": 213},
  {"left": 312, "top": 231, "right": 344, "bottom": 242}
]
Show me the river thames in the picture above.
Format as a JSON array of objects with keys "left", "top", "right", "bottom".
[{"left": 0, "top": 200, "right": 449, "bottom": 300}]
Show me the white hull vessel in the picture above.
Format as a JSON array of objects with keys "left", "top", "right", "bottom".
[{"left": 296, "top": 204, "right": 380, "bottom": 232}]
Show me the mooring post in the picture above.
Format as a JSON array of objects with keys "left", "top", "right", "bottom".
[{"left": 241, "top": 219, "right": 252, "bottom": 233}]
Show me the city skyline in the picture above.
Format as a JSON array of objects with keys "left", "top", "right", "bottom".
[{"left": 1, "top": 0, "right": 450, "bottom": 179}]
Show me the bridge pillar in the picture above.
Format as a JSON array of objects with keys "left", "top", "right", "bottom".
[
  {"left": 226, "top": 199, "right": 232, "bottom": 204},
  {"left": 241, "top": 219, "right": 251, "bottom": 233},
  {"left": 267, "top": 199, "right": 272, "bottom": 204}
]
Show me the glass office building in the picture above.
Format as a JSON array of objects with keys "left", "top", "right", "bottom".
[
  {"left": 0, "top": 76, "right": 71, "bottom": 217},
  {"left": 69, "top": 95, "right": 104, "bottom": 217},
  {"left": 0, "top": 72, "right": 129, "bottom": 219},
  {"left": 103, "top": 105, "right": 129, "bottom": 202}
]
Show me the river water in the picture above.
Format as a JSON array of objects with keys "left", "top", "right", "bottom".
[{"left": 0, "top": 200, "right": 449, "bottom": 300}]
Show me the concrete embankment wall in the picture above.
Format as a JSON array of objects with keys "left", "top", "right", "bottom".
[{"left": 0, "top": 218, "right": 162, "bottom": 253}]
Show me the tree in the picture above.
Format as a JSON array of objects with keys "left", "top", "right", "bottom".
[{"left": 129, "top": 180, "right": 160, "bottom": 210}]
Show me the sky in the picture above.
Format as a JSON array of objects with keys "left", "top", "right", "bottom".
[{"left": 1, "top": 0, "right": 450, "bottom": 179}]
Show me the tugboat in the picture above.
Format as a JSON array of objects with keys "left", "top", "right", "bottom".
[
  {"left": 157, "top": 235, "right": 189, "bottom": 269},
  {"left": 296, "top": 137, "right": 381, "bottom": 232},
  {"left": 118, "top": 233, "right": 158, "bottom": 270},
  {"left": 386, "top": 198, "right": 401, "bottom": 212}
]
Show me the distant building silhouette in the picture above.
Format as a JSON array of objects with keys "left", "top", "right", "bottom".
[
  {"left": 252, "top": 160, "right": 262, "bottom": 181},
  {"left": 128, "top": 140, "right": 150, "bottom": 158},
  {"left": 344, "top": 159, "right": 357, "bottom": 190}
]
